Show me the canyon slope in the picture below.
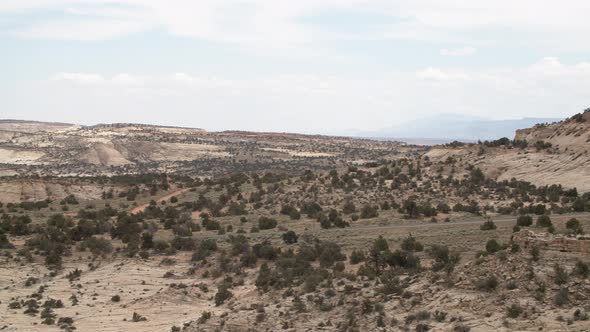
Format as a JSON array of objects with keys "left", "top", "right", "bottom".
[
  {"left": 426, "top": 110, "right": 590, "bottom": 192},
  {"left": 0, "top": 120, "right": 407, "bottom": 178}
]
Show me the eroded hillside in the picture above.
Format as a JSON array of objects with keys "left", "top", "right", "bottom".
[
  {"left": 0, "top": 121, "right": 409, "bottom": 178},
  {"left": 426, "top": 110, "right": 590, "bottom": 192},
  {"left": 1, "top": 158, "right": 589, "bottom": 332}
]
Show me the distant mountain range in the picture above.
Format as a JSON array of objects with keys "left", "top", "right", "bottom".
[{"left": 356, "top": 114, "right": 562, "bottom": 142}]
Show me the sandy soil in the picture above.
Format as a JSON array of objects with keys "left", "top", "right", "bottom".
[
  {"left": 0, "top": 180, "right": 115, "bottom": 203},
  {"left": 0, "top": 253, "right": 219, "bottom": 332},
  {"left": 426, "top": 147, "right": 590, "bottom": 192},
  {"left": 0, "top": 148, "right": 44, "bottom": 164}
]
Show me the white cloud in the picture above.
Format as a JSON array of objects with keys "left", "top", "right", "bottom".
[
  {"left": 52, "top": 72, "right": 105, "bottom": 84},
  {"left": 52, "top": 72, "right": 148, "bottom": 86},
  {"left": 3, "top": 1, "right": 590, "bottom": 51},
  {"left": 112, "top": 73, "right": 147, "bottom": 85},
  {"left": 171, "top": 73, "right": 195, "bottom": 84},
  {"left": 528, "top": 57, "right": 590, "bottom": 77},
  {"left": 440, "top": 46, "right": 476, "bottom": 56},
  {"left": 4, "top": 2, "right": 590, "bottom": 134},
  {"left": 16, "top": 19, "right": 151, "bottom": 41},
  {"left": 35, "top": 57, "right": 590, "bottom": 132},
  {"left": 416, "top": 67, "right": 469, "bottom": 81}
]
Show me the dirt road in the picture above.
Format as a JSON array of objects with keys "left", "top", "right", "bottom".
[{"left": 346, "top": 212, "right": 590, "bottom": 232}]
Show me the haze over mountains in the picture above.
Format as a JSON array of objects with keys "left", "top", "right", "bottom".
[
  {"left": 4, "top": 113, "right": 561, "bottom": 144},
  {"left": 357, "top": 114, "right": 562, "bottom": 142}
]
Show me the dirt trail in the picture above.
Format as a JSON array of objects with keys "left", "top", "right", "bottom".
[{"left": 130, "top": 188, "right": 191, "bottom": 215}]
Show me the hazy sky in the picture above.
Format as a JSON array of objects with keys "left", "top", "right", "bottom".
[{"left": 2, "top": 1, "right": 590, "bottom": 133}]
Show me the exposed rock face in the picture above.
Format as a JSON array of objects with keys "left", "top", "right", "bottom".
[
  {"left": 0, "top": 119, "right": 79, "bottom": 133},
  {"left": 513, "top": 229, "right": 590, "bottom": 254},
  {"left": 426, "top": 110, "right": 590, "bottom": 192},
  {"left": 515, "top": 110, "right": 590, "bottom": 155},
  {"left": 0, "top": 120, "right": 407, "bottom": 178},
  {"left": 0, "top": 179, "right": 121, "bottom": 203}
]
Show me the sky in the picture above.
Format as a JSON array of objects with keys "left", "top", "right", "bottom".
[{"left": 2, "top": 1, "right": 590, "bottom": 134}]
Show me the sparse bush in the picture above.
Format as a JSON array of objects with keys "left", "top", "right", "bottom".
[
  {"left": 132, "top": 312, "right": 147, "bottom": 322},
  {"left": 566, "top": 218, "right": 583, "bottom": 234},
  {"left": 516, "top": 215, "right": 532, "bottom": 227},
  {"left": 429, "top": 244, "right": 460, "bottom": 273},
  {"left": 536, "top": 215, "right": 552, "bottom": 227},
  {"left": 153, "top": 240, "right": 170, "bottom": 252},
  {"left": 476, "top": 275, "right": 498, "bottom": 292},
  {"left": 349, "top": 250, "right": 365, "bottom": 264},
  {"left": 416, "top": 323, "right": 430, "bottom": 332},
  {"left": 554, "top": 287, "right": 569, "bottom": 306},
  {"left": 506, "top": 279, "right": 518, "bottom": 290},
  {"left": 197, "top": 311, "right": 212, "bottom": 323},
  {"left": 66, "top": 268, "right": 82, "bottom": 282},
  {"left": 401, "top": 234, "right": 424, "bottom": 252},
  {"left": 0, "top": 233, "right": 14, "bottom": 249},
  {"left": 215, "top": 284, "right": 233, "bottom": 306},
  {"left": 139, "top": 250, "right": 150, "bottom": 259},
  {"left": 282, "top": 231, "right": 298, "bottom": 244},
  {"left": 485, "top": 239, "right": 501, "bottom": 253},
  {"left": 480, "top": 219, "right": 497, "bottom": 231},
  {"left": 360, "top": 204, "right": 379, "bottom": 219},
  {"left": 573, "top": 308, "right": 589, "bottom": 321},
  {"left": 57, "top": 316, "right": 74, "bottom": 327},
  {"left": 80, "top": 236, "right": 113, "bottom": 255},
  {"left": 343, "top": 201, "right": 356, "bottom": 214},
  {"left": 434, "top": 310, "right": 447, "bottom": 322},
  {"left": 573, "top": 260, "right": 589, "bottom": 278},
  {"left": 530, "top": 246, "right": 540, "bottom": 261},
  {"left": 506, "top": 304, "right": 523, "bottom": 318},
  {"left": 553, "top": 264, "right": 568, "bottom": 285},
  {"left": 258, "top": 217, "right": 278, "bottom": 230},
  {"left": 8, "top": 301, "right": 21, "bottom": 309},
  {"left": 280, "top": 205, "right": 301, "bottom": 220},
  {"left": 453, "top": 324, "right": 471, "bottom": 332}
]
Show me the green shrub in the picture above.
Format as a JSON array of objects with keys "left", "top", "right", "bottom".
[
  {"left": 360, "top": 204, "right": 379, "bottom": 219},
  {"left": 475, "top": 276, "right": 498, "bottom": 292},
  {"left": 258, "top": 217, "right": 277, "bottom": 230},
  {"left": 530, "top": 246, "right": 540, "bottom": 261},
  {"left": 153, "top": 240, "right": 170, "bottom": 252},
  {"left": 554, "top": 287, "right": 569, "bottom": 306},
  {"left": 485, "top": 239, "right": 501, "bottom": 253},
  {"left": 516, "top": 215, "right": 532, "bottom": 227},
  {"left": 480, "top": 219, "right": 496, "bottom": 231},
  {"left": 214, "top": 283, "right": 233, "bottom": 306},
  {"left": 80, "top": 236, "right": 112, "bottom": 255},
  {"left": 553, "top": 264, "right": 568, "bottom": 285},
  {"left": 132, "top": 312, "right": 147, "bottom": 322},
  {"left": 566, "top": 218, "right": 583, "bottom": 234},
  {"left": 573, "top": 260, "right": 589, "bottom": 278},
  {"left": 197, "top": 311, "right": 212, "bottom": 324},
  {"left": 281, "top": 231, "right": 298, "bottom": 244},
  {"left": 400, "top": 234, "right": 424, "bottom": 252},
  {"left": 536, "top": 215, "right": 552, "bottom": 227},
  {"left": 429, "top": 245, "right": 460, "bottom": 273},
  {"left": 506, "top": 304, "right": 523, "bottom": 318},
  {"left": 349, "top": 250, "right": 365, "bottom": 264}
]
